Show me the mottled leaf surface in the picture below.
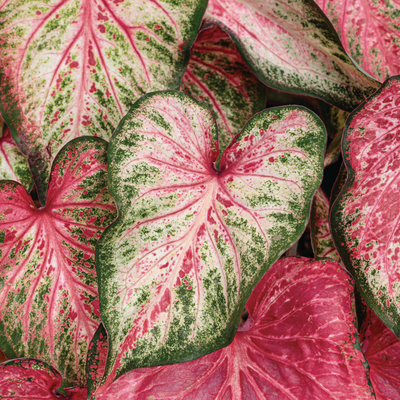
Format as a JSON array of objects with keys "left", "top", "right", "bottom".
[
  {"left": 97, "top": 91, "right": 326, "bottom": 388},
  {"left": 204, "top": 0, "right": 379, "bottom": 112},
  {"left": 0, "top": 122, "right": 33, "bottom": 191},
  {"left": 181, "top": 24, "right": 266, "bottom": 150},
  {"left": 361, "top": 308, "right": 400, "bottom": 400},
  {"left": 0, "top": 137, "right": 117, "bottom": 386},
  {"left": 0, "top": 0, "right": 207, "bottom": 204},
  {"left": 331, "top": 76, "right": 400, "bottom": 338},
  {"left": 311, "top": 187, "right": 341, "bottom": 262},
  {"left": 316, "top": 0, "right": 400, "bottom": 82},
  {"left": 93, "top": 257, "right": 374, "bottom": 399},
  {"left": 0, "top": 358, "right": 63, "bottom": 399}
]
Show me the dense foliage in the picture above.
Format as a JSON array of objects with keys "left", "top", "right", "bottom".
[{"left": 0, "top": 0, "right": 399, "bottom": 398}]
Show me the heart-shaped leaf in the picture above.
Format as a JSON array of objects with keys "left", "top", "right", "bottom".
[
  {"left": 0, "top": 137, "right": 117, "bottom": 386},
  {"left": 204, "top": 0, "right": 379, "bottom": 112},
  {"left": 91, "top": 257, "right": 374, "bottom": 399},
  {"left": 316, "top": 0, "right": 400, "bottom": 82},
  {"left": 0, "top": 358, "right": 63, "bottom": 399},
  {"left": 0, "top": 0, "right": 207, "bottom": 205},
  {"left": 0, "top": 120, "right": 33, "bottom": 191},
  {"left": 0, "top": 358, "right": 87, "bottom": 399},
  {"left": 311, "top": 187, "right": 341, "bottom": 262},
  {"left": 96, "top": 90, "right": 326, "bottom": 388},
  {"left": 361, "top": 308, "right": 400, "bottom": 399},
  {"left": 181, "top": 24, "right": 266, "bottom": 150},
  {"left": 331, "top": 75, "right": 400, "bottom": 338}
]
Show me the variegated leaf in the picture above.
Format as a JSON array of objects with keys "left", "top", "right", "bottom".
[
  {"left": 181, "top": 24, "right": 266, "bottom": 150},
  {"left": 0, "top": 0, "right": 207, "bottom": 205},
  {"left": 92, "top": 258, "right": 374, "bottom": 399},
  {"left": 266, "top": 86, "right": 349, "bottom": 139},
  {"left": 316, "top": 0, "right": 400, "bottom": 82},
  {"left": 0, "top": 120, "right": 33, "bottom": 191},
  {"left": 331, "top": 75, "right": 400, "bottom": 338},
  {"left": 0, "top": 137, "right": 117, "bottom": 386},
  {"left": 204, "top": 0, "right": 379, "bottom": 112},
  {"left": 361, "top": 308, "right": 400, "bottom": 399},
  {"left": 97, "top": 90, "right": 326, "bottom": 388},
  {"left": 311, "top": 187, "right": 341, "bottom": 262},
  {"left": 0, "top": 359, "right": 63, "bottom": 399}
]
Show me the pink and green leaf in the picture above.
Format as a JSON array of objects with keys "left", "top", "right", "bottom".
[
  {"left": 0, "top": 137, "right": 117, "bottom": 386},
  {"left": 0, "top": 121, "right": 33, "bottom": 192},
  {"left": 316, "top": 0, "right": 400, "bottom": 82},
  {"left": 92, "top": 258, "right": 374, "bottom": 399},
  {"left": 361, "top": 308, "right": 400, "bottom": 399},
  {"left": 0, "top": 358, "right": 87, "bottom": 399},
  {"left": 204, "top": 0, "right": 379, "bottom": 112},
  {"left": 266, "top": 86, "right": 349, "bottom": 139},
  {"left": 181, "top": 24, "right": 266, "bottom": 150},
  {"left": 331, "top": 75, "right": 400, "bottom": 338},
  {"left": 0, "top": 0, "right": 207, "bottom": 205},
  {"left": 311, "top": 187, "right": 341, "bottom": 262},
  {"left": 96, "top": 90, "right": 326, "bottom": 388}
]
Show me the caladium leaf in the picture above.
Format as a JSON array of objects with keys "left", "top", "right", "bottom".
[
  {"left": 266, "top": 86, "right": 349, "bottom": 139},
  {"left": 0, "top": 137, "right": 117, "bottom": 386},
  {"left": 331, "top": 75, "right": 400, "bottom": 338},
  {"left": 181, "top": 24, "right": 266, "bottom": 150},
  {"left": 204, "top": 0, "right": 379, "bottom": 112},
  {"left": 96, "top": 90, "right": 326, "bottom": 388},
  {"left": 0, "top": 358, "right": 64, "bottom": 399},
  {"left": 316, "top": 0, "right": 400, "bottom": 82},
  {"left": 361, "top": 308, "right": 400, "bottom": 400},
  {"left": 0, "top": 121, "right": 33, "bottom": 191},
  {"left": 311, "top": 187, "right": 341, "bottom": 262},
  {"left": 91, "top": 257, "right": 374, "bottom": 399},
  {"left": 0, "top": 0, "right": 207, "bottom": 205},
  {"left": 0, "top": 358, "right": 87, "bottom": 399}
]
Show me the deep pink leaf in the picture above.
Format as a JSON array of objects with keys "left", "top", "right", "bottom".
[
  {"left": 92, "top": 257, "right": 374, "bottom": 399},
  {"left": 361, "top": 308, "right": 400, "bottom": 400},
  {"left": 97, "top": 91, "right": 326, "bottom": 388},
  {"left": 0, "top": 137, "right": 117, "bottom": 386},
  {"left": 0, "top": 0, "right": 207, "bottom": 204},
  {"left": 181, "top": 24, "right": 266, "bottom": 150},
  {"left": 204, "top": 0, "right": 379, "bottom": 112},
  {"left": 331, "top": 75, "right": 400, "bottom": 338},
  {"left": 316, "top": 0, "right": 400, "bottom": 82},
  {"left": 311, "top": 187, "right": 341, "bottom": 262},
  {"left": 0, "top": 359, "right": 62, "bottom": 399}
]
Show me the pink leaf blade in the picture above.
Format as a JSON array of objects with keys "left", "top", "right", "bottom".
[
  {"left": 310, "top": 187, "right": 341, "bottom": 262},
  {"left": 181, "top": 24, "right": 266, "bottom": 151},
  {"left": 316, "top": 0, "right": 400, "bottom": 82},
  {"left": 97, "top": 91, "right": 326, "bottom": 388},
  {"left": 94, "top": 258, "right": 375, "bottom": 399},
  {"left": 0, "top": 137, "right": 117, "bottom": 386},
  {"left": 361, "top": 308, "right": 400, "bottom": 400},
  {"left": 331, "top": 75, "right": 400, "bottom": 338},
  {"left": 204, "top": 0, "right": 379, "bottom": 113},
  {"left": 0, "top": 0, "right": 208, "bottom": 205}
]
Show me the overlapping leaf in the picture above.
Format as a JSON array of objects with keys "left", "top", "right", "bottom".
[
  {"left": 90, "top": 258, "right": 374, "bottom": 399},
  {"left": 0, "top": 0, "right": 207, "bottom": 204},
  {"left": 96, "top": 90, "right": 326, "bottom": 388},
  {"left": 0, "top": 120, "right": 33, "bottom": 191},
  {"left": 181, "top": 24, "right": 266, "bottom": 150},
  {"left": 204, "top": 0, "right": 379, "bottom": 112},
  {"left": 0, "top": 137, "right": 117, "bottom": 386},
  {"left": 0, "top": 358, "right": 87, "bottom": 399},
  {"left": 311, "top": 187, "right": 341, "bottom": 262},
  {"left": 331, "top": 75, "right": 400, "bottom": 338},
  {"left": 361, "top": 308, "right": 400, "bottom": 399},
  {"left": 316, "top": 0, "right": 400, "bottom": 82}
]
